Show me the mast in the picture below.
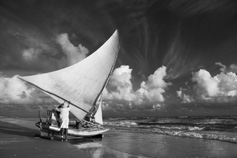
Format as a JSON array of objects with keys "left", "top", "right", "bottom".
[{"left": 89, "top": 47, "right": 119, "bottom": 116}]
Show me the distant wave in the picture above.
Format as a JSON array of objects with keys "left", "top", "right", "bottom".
[
  {"left": 104, "top": 120, "right": 237, "bottom": 144},
  {"left": 150, "top": 129, "right": 237, "bottom": 144},
  {"left": 188, "top": 126, "right": 205, "bottom": 131},
  {"left": 104, "top": 121, "right": 205, "bottom": 131},
  {"left": 104, "top": 121, "right": 138, "bottom": 127}
]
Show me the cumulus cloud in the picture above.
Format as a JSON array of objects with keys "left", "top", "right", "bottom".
[
  {"left": 104, "top": 65, "right": 171, "bottom": 108},
  {"left": 56, "top": 33, "right": 89, "bottom": 65},
  {"left": 192, "top": 69, "right": 219, "bottom": 98},
  {"left": 216, "top": 62, "right": 237, "bottom": 74},
  {"left": 152, "top": 103, "right": 161, "bottom": 110},
  {"left": 192, "top": 66, "right": 237, "bottom": 102},
  {"left": 0, "top": 75, "right": 35, "bottom": 104},
  {"left": 104, "top": 65, "right": 136, "bottom": 101},
  {"left": 0, "top": 74, "right": 54, "bottom": 104},
  {"left": 22, "top": 48, "right": 40, "bottom": 62},
  {"left": 229, "top": 64, "right": 237, "bottom": 73},
  {"left": 136, "top": 66, "right": 171, "bottom": 104},
  {"left": 177, "top": 88, "right": 194, "bottom": 103},
  {"left": 215, "top": 62, "right": 227, "bottom": 72}
]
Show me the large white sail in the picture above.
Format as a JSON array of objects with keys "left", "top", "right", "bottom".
[{"left": 19, "top": 30, "right": 119, "bottom": 120}]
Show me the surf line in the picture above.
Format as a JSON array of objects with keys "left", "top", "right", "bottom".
[{"left": 18, "top": 77, "right": 89, "bottom": 114}]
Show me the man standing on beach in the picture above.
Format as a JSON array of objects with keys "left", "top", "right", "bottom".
[{"left": 56, "top": 101, "right": 71, "bottom": 141}]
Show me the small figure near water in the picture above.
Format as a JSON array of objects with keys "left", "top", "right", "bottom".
[{"left": 56, "top": 101, "right": 71, "bottom": 141}]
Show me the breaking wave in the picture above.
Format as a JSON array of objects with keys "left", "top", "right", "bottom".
[
  {"left": 150, "top": 129, "right": 237, "bottom": 144},
  {"left": 104, "top": 120, "right": 138, "bottom": 127},
  {"left": 104, "top": 116, "right": 237, "bottom": 144}
]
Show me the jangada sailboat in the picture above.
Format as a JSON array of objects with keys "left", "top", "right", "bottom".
[{"left": 18, "top": 30, "right": 119, "bottom": 139}]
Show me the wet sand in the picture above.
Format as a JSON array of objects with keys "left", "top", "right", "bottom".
[
  {"left": 1, "top": 117, "right": 237, "bottom": 158},
  {"left": 102, "top": 129, "right": 237, "bottom": 158},
  {"left": 0, "top": 117, "right": 91, "bottom": 158},
  {"left": 0, "top": 117, "right": 144, "bottom": 158}
]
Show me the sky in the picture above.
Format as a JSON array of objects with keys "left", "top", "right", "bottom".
[{"left": 1, "top": 0, "right": 237, "bottom": 117}]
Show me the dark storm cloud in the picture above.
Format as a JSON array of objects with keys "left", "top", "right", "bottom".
[
  {"left": 2, "top": 0, "right": 237, "bottom": 77},
  {"left": 0, "top": 0, "right": 62, "bottom": 72},
  {"left": 0, "top": 0, "right": 116, "bottom": 74},
  {"left": 104, "top": 0, "right": 237, "bottom": 80},
  {"left": 169, "top": 0, "right": 236, "bottom": 16},
  {"left": 161, "top": 0, "right": 237, "bottom": 79},
  {"left": 1, "top": 0, "right": 237, "bottom": 116}
]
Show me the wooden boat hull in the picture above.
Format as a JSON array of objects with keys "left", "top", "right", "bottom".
[{"left": 36, "top": 121, "right": 109, "bottom": 138}]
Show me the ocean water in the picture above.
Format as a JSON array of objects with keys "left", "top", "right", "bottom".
[
  {"left": 71, "top": 116, "right": 237, "bottom": 158},
  {"left": 1, "top": 116, "right": 237, "bottom": 157},
  {"left": 103, "top": 116, "right": 237, "bottom": 144}
]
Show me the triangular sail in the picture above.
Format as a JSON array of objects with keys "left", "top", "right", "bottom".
[
  {"left": 94, "top": 101, "right": 103, "bottom": 125},
  {"left": 19, "top": 30, "right": 119, "bottom": 120},
  {"left": 92, "top": 94, "right": 103, "bottom": 125}
]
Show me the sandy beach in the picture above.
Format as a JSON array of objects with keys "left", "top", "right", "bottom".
[
  {"left": 0, "top": 117, "right": 147, "bottom": 158},
  {"left": 1, "top": 117, "right": 237, "bottom": 158},
  {"left": 0, "top": 117, "right": 92, "bottom": 158}
]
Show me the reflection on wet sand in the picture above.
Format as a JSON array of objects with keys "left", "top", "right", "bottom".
[
  {"left": 79, "top": 129, "right": 237, "bottom": 158},
  {"left": 73, "top": 141, "right": 148, "bottom": 158},
  {"left": 2, "top": 117, "right": 237, "bottom": 158}
]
